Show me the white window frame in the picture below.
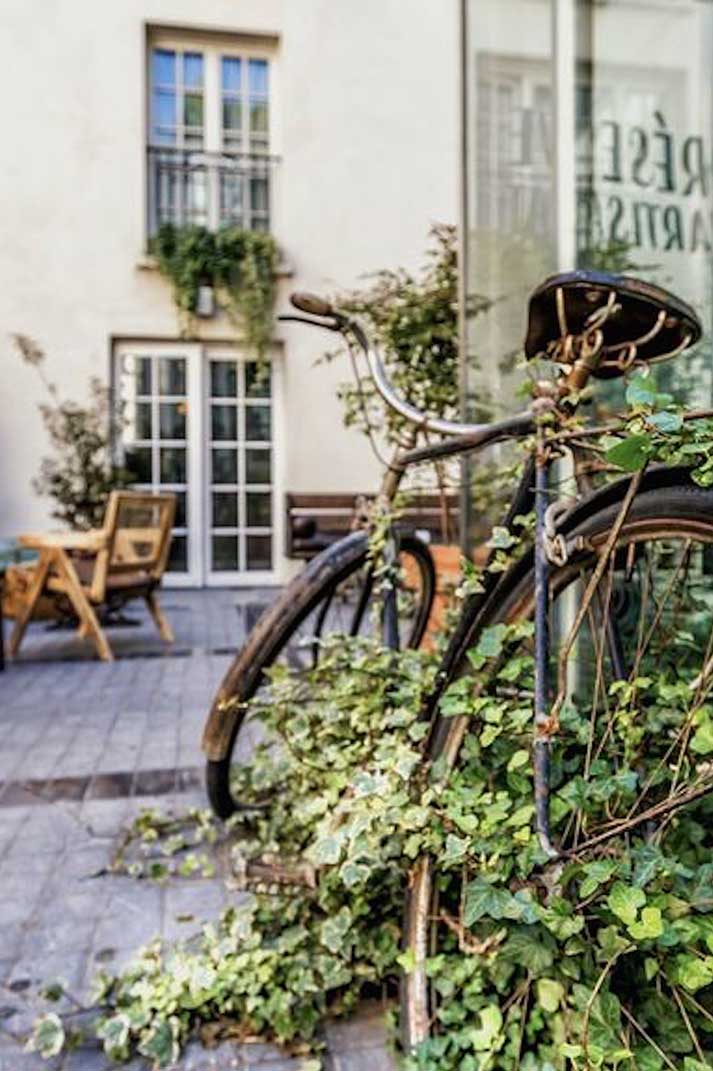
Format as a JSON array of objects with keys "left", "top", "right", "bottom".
[
  {"left": 146, "top": 28, "right": 280, "bottom": 234},
  {"left": 113, "top": 339, "right": 284, "bottom": 588}
]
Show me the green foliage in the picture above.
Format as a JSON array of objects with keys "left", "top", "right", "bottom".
[
  {"left": 604, "top": 372, "right": 713, "bottom": 484},
  {"left": 324, "top": 224, "right": 491, "bottom": 446},
  {"left": 12, "top": 335, "right": 134, "bottom": 529},
  {"left": 150, "top": 224, "right": 278, "bottom": 355}
]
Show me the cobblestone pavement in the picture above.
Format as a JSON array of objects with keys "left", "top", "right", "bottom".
[{"left": 0, "top": 591, "right": 396, "bottom": 1071}]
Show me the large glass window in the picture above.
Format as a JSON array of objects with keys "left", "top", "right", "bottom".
[{"left": 148, "top": 36, "right": 273, "bottom": 235}]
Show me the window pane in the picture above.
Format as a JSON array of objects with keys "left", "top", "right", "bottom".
[
  {"left": 174, "top": 491, "right": 187, "bottom": 528},
  {"left": 246, "top": 492, "right": 271, "bottom": 527},
  {"left": 211, "top": 405, "right": 237, "bottom": 441},
  {"left": 212, "top": 492, "right": 239, "bottom": 528},
  {"left": 212, "top": 535, "right": 238, "bottom": 571},
  {"left": 168, "top": 534, "right": 188, "bottom": 572},
  {"left": 248, "top": 59, "right": 268, "bottom": 95},
  {"left": 250, "top": 100, "right": 268, "bottom": 133},
  {"left": 160, "top": 447, "right": 186, "bottom": 483},
  {"left": 210, "top": 361, "right": 237, "bottom": 397},
  {"left": 125, "top": 446, "right": 152, "bottom": 483},
  {"left": 158, "top": 357, "right": 186, "bottom": 396},
  {"left": 152, "top": 49, "right": 176, "bottom": 86},
  {"left": 152, "top": 89, "right": 176, "bottom": 129},
  {"left": 223, "top": 98, "right": 242, "bottom": 132},
  {"left": 245, "top": 405, "right": 271, "bottom": 441},
  {"left": 245, "top": 448, "right": 271, "bottom": 484},
  {"left": 245, "top": 362, "right": 270, "bottom": 398},
  {"left": 135, "top": 402, "right": 152, "bottom": 440},
  {"left": 250, "top": 177, "right": 269, "bottom": 213},
  {"left": 222, "top": 56, "right": 242, "bottom": 92},
  {"left": 184, "top": 93, "right": 203, "bottom": 129},
  {"left": 135, "top": 356, "right": 152, "bottom": 395},
  {"left": 183, "top": 52, "right": 203, "bottom": 88},
  {"left": 159, "top": 402, "right": 186, "bottom": 440},
  {"left": 246, "top": 535, "right": 271, "bottom": 571},
  {"left": 212, "top": 448, "right": 237, "bottom": 483}
]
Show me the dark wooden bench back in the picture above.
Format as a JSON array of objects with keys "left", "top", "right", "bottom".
[{"left": 286, "top": 492, "right": 460, "bottom": 558}]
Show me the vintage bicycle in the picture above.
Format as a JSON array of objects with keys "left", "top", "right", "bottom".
[{"left": 204, "top": 269, "right": 713, "bottom": 1061}]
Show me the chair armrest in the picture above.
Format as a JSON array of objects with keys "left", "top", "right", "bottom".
[{"left": 17, "top": 529, "right": 108, "bottom": 553}]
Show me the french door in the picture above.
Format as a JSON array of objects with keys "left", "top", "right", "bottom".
[{"left": 114, "top": 341, "right": 280, "bottom": 587}]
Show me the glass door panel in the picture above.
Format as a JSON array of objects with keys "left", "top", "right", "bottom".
[
  {"left": 118, "top": 351, "right": 191, "bottom": 575},
  {"left": 207, "top": 356, "right": 274, "bottom": 578}
]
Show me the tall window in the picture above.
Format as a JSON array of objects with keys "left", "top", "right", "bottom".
[{"left": 147, "top": 34, "right": 274, "bottom": 235}]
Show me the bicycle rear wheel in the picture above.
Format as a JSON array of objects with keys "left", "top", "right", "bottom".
[
  {"left": 401, "top": 479, "right": 713, "bottom": 1068},
  {"left": 204, "top": 530, "right": 435, "bottom": 818}
]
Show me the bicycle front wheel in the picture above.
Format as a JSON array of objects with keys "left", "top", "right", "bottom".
[
  {"left": 204, "top": 530, "right": 436, "bottom": 818},
  {"left": 401, "top": 478, "right": 713, "bottom": 1067}
]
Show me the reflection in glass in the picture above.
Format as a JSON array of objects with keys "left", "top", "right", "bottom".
[
  {"left": 245, "top": 448, "right": 270, "bottom": 484},
  {"left": 212, "top": 492, "right": 239, "bottom": 528},
  {"left": 159, "top": 402, "right": 186, "bottom": 440},
  {"left": 211, "top": 404, "right": 237, "bottom": 441},
  {"left": 135, "top": 402, "right": 152, "bottom": 440},
  {"left": 158, "top": 357, "right": 186, "bottom": 396},
  {"left": 246, "top": 535, "right": 272, "bottom": 571},
  {"left": 212, "top": 448, "right": 237, "bottom": 484},
  {"left": 222, "top": 57, "right": 241, "bottom": 92},
  {"left": 135, "top": 356, "right": 152, "bottom": 395},
  {"left": 168, "top": 535, "right": 188, "bottom": 573},
  {"left": 246, "top": 492, "right": 271, "bottom": 528},
  {"left": 211, "top": 361, "right": 238, "bottom": 398},
  {"left": 249, "top": 60, "right": 268, "bottom": 95},
  {"left": 152, "top": 49, "right": 175, "bottom": 85},
  {"left": 125, "top": 446, "right": 152, "bottom": 483},
  {"left": 160, "top": 447, "right": 186, "bottom": 484},
  {"left": 223, "top": 99, "right": 242, "bottom": 132},
  {"left": 184, "top": 93, "right": 203, "bottom": 129},
  {"left": 174, "top": 491, "right": 187, "bottom": 528},
  {"left": 183, "top": 52, "right": 203, "bottom": 88},
  {"left": 245, "top": 362, "right": 270, "bottom": 397},
  {"left": 213, "top": 535, "right": 239, "bottom": 571},
  {"left": 245, "top": 404, "right": 270, "bottom": 441}
]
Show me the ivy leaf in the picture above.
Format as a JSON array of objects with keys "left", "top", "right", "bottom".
[
  {"left": 309, "top": 832, "right": 345, "bottom": 866},
  {"left": 473, "top": 624, "right": 509, "bottom": 660},
  {"left": 606, "top": 435, "right": 651, "bottom": 472},
  {"left": 320, "top": 907, "right": 352, "bottom": 954},
  {"left": 463, "top": 879, "right": 528, "bottom": 925},
  {"left": 29, "top": 1013, "right": 65, "bottom": 1059},
  {"left": 503, "top": 928, "right": 554, "bottom": 973},
  {"left": 536, "top": 978, "right": 564, "bottom": 1012},
  {"left": 442, "top": 833, "right": 470, "bottom": 864},
  {"left": 647, "top": 410, "right": 683, "bottom": 434},
  {"left": 628, "top": 906, "right": 663, "bottom": 941},
  {"left": 625, "top": 374, "right": 658, "bottom": 407},
  {"left": 98, "top": 1013, "right": 131, "bottom": 1058},
  {"left": 469, "top": 1004, "right": 502, "bottom": 1051},
  {"left": 607, "top": 882, "right": 646, "bottom": 926},
  {"left": 138, "top": 1019, "right": 181, "bottom": 1067},
  {"left": 691, "top": 714, "right": 713, "bottom": 755},
  {"left": 507, "top": 749, "right": 530, "bottom": 771},
  {"left": 580, "top": 860, "right": 619, "bottom": 898},
  {"left": 672, "top": 953, "right": 713, "bottom": 993}
]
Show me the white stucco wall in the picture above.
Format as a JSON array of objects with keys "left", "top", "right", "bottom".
[{"left": 0, "top": 0, "right": 459, "bottom": 581}]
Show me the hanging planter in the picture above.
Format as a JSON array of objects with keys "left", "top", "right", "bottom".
[{"left": 150, "top": 223, "right": 279, "bottom": 355}]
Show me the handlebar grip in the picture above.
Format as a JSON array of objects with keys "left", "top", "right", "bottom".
[{"left": 290, "top": 291, "right": 335, "bottom": 318}]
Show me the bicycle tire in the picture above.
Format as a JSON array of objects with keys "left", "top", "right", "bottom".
[
  {"left": 401, "top": 477, "right": 713, "bottom": 1053},
  {"left": 204, "top": 530, "right": 436, "bottom": 819}
]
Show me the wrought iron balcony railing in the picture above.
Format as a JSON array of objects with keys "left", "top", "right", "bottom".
[{"left": 147, "top": 146, "right": 278, "bottom": 235}]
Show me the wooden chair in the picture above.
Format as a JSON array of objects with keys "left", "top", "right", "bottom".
[{"left": 8, "top": 491, "right": 176, "bottom": 662}]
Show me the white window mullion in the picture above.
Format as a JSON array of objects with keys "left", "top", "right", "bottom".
[{"left": 186, "top": 343, "right": 204, "bottom": 585}]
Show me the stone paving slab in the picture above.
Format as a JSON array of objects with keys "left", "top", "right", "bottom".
[{"left": 0, "top": 591, "right": 396, "bottom": 1070}]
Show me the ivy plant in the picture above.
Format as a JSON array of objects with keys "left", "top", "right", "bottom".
[{"left": 150, "top": 224, "right": 278, "bottom": 356}]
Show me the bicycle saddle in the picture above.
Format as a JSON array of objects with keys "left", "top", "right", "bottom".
[{"left": 524, "top": 270, "right": 701, "bottom": 378}]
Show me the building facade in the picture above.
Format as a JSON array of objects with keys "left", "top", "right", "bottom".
[{"left": 0, "top": 0, "right": 460, "bottom": 586}]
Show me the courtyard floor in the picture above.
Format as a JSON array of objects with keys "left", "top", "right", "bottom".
[{"left": 0, "top": 590, "right": 394, "bottom": 1071}]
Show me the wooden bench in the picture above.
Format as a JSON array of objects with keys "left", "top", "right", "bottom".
[{"left": 285, "top": 492, "right": 461, "bottom": 558}]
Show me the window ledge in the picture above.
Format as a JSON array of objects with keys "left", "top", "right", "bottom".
[{"left": 136, "top": 252, "right": 295, "bottom": 278}]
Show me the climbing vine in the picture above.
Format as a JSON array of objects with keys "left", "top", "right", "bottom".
[{"left": 150, "top": 224, "right": 279, "bottom": 356}]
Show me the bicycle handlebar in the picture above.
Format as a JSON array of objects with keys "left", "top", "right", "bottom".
[{"left": 287, "top": 291, "right": 533, "bottom": 441}]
